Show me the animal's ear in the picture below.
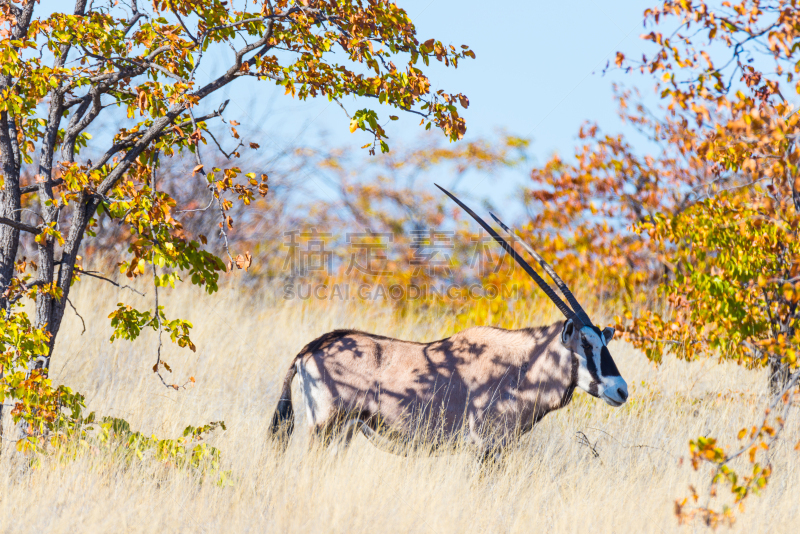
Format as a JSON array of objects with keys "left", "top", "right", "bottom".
[
  {"left": 602, "top": 326, "right": 615, "bottom": 344},
  {"left": 561, "top": 319, "right": 576, "bottom": 345}
]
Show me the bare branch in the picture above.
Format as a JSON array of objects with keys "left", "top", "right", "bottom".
[
  {"left": 144, "top": 45, "right": 172, "bottom": 62},
  {"left": 90, "top": 100, "right": 229, "bottom": 171},
  {"left": 171, "top": 6, "right": 199, "bottom": 47},
  {"left": 63, "top": 96, "right": 89, "bottom": 109},
  {"left": 122, "top": 0, "right": 145, "bottom": 37},
  {"left": 62, "top": 87, "right": 102, "bottom": 162},
  {"left": 73, "top": 267, "right": 145, "bottom": 296},
  {"left": 139, "top": 60, "right": 188, "bottom": 83},
  {"left": 20, "top": 179, "right": 63, "bottom": 196},
  {"left": 0, "top": 216, "right": 40, "bottom": 235},
  {"left": 73, "top": 1, "right": 88, "bottom": 16},
  {"left": 205, "top": 128, "right": 243, "bottom": 160},
  {"left": 185, "top": 107, "right": 234, "bottom": 264}
]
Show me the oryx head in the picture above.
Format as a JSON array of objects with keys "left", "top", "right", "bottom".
[
  {"left": 559, "top": 318, "right": 627, "bottom": 406},
  {"left": 437, "top": 184, "right": 628, "bottom": 407}
]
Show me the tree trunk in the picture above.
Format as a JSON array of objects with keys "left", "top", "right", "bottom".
[
  {"left": 0, "top": 107, "right": 22, "bottom": 456},
  {"left": 1, "top": 0, "right": 111, "bottom": 444},
  {"left": 43, "top": 195, "right": 99, "bottom": 360},
  {"left": 32, "top": 89, "right": 65, "bottom": 369},
  {"left": 769, "top": 354, "right": 790, "bottom": 397},
  {"left": 0, "top": 109, "right": 21, "bottom": 307}
]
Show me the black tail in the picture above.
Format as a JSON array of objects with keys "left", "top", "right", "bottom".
[
  {"left": 270, "top": 358, "right": 297, "bottom": 442},
  {"left": 270, "top": 331, "right": 362, "bottom": 444}
]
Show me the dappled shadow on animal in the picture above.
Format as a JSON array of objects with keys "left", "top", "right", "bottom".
[{"left": 269, "top": 186, "right": 628, "bottom": 460}]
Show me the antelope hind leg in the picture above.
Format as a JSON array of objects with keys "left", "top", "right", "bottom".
[{"left": 327, "top": 419, "right": 364, "bottom": 458}]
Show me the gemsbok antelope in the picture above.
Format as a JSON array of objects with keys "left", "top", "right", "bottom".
[{"left": 269, "top": 185, "right": 628, "bottom": 457}]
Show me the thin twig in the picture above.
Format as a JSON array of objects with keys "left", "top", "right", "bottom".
[
  {"left": 151, "top": 262, "right": 175, "bottom": 390},
  {"left": 332, "top": 96, "right": 351, "bottom": 118},
  {"left": 217, "top": 196, "right": 235, "bottom": 264},
  {"left": 175, "top": 192, "right": 215, "bottom": 214},
  {"left": 4, "top": 279, "right": 46, "bottom": 316},
  {"left": 73, "top": 267, "right": 145, "bottom": 296},
  {"left": 66, "top": 297, "right": 86, "bottom": 335},
  {"left": 575, "top": 431, "right": 600, "bottom": 458},
  {"left": 151, "top": 260, "right": 171, "bottom": 389},
  {"left": 205, "top": 128, "right": 243, "bottom": 159},
  {"left": 587, "top": 426, "right": 679, "bottom": 460},
  {"left": 149, "top": 151, "right": 190, "bottom": 391},
  {"left": 171, "top": 6, "right": 199, "bottom": 46},
  {"left": 187, "top": 107, "right": 234, "bottom": 264},
  {"left": 150, "top": 150, "right": 173, "bottom": 390}
]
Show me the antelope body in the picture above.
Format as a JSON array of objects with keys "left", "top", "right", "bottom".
[{"left": 269, "top": 186, "right": 628, "bottom": 456}]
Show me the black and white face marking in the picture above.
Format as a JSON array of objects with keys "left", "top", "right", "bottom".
[{"left": 561, "top": 319, "right": 628, "bottom": 407}]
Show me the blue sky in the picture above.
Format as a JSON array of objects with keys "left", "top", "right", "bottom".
[
  {"left": 384, "top": 0, "right": 654, "bottom": 150},
  {"left": 396, "top": 0, "right": 657, "bottom": 199},
  {"left": 37, "top": 0, "right": 659, "bottom": 210},
  {"left": 213, "top": 0, "right": 659, "bottom": 207}
]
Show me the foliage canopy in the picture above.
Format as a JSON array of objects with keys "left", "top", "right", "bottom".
[{"left": 0, "top": 0, "right": 472, "bottom": 455}]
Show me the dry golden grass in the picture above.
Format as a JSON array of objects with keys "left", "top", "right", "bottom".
[{"left": 1, "top": 278, "right": 798, "bottom": 533}]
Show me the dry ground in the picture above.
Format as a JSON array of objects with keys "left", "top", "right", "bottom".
[{"left": 0, "top": 278, "right": 798, "bottom": 533}]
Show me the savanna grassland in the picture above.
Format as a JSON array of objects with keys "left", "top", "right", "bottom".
[{"left": 1, "top": 279, "right": 797, "bottom": 534}]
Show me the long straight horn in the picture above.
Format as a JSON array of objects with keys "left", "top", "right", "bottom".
[
  {"left": 489, "top": 212, "right": 593, "bottom": 327},
  {"left": 435, "top": 184, "right": 580, "bottom": 324}
]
